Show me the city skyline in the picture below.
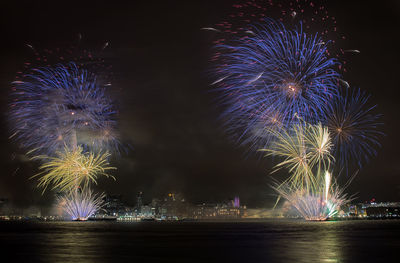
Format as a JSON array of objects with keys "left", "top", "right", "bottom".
[
  {"left": 0, "top": 0, "right": 399, "bottom": 210},
  {"left": 1, "top": 2, "right": 400, "bottom": 262}
]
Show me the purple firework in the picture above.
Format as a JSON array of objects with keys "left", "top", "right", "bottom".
[
  {"left": 9, "top": 62, "right": 120, "bottom": 155},
  {"left": 213, "top": 19, "right": 340, "bottom": 152},
  {"left": 324, "top": 87, "right": 383, "bottom": 169}
]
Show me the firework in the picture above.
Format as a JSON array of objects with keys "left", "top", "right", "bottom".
[
  {"left": 324, "top": 87, "right": 383, "bottom": 169},
  {"left": 22, "top": 37, "right": 114, "bottom": 81},
  {"left": 32, "top": 146, "right": 115, "bottom": 193},
  {"left": 273, "top": 171, "right": 352, "bottom": 221},
  {"left": 9, "top": 62, "right": 120, "bottom": 155},
  {"left": 261, "top": 123, "right": 333, "bottom": 188},
  {"left": 211, "top": 0, "right": 347, "bottom": 66},
  {"left": 264, "top": 122, "right": 355, "bottom": 220},
  {"left": 305, "top": 123, "right": 334, "bottom": 171},
  {"left": 214, "top": 19, "right": 340, "bottom": 151},
  {"left": 57, "top": 187, "right": 105, "bottom": 221}
]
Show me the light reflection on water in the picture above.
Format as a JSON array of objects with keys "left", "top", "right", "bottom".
[
  {"left": 42, "top": 223, "right": 104, "bottom": 263},
  {"left": 274, "top": 221, "right": 344, "bottom": 263},
  {"left": 317, "top": 223, "right": 342, "bottom": 263},
  {"left": 1, "top": 220, "right": 399, "bottom": 263}
]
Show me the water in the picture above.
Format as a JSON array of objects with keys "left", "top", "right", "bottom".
[{"left": 1, "top": 220, "right": 399, "bottom": 263}]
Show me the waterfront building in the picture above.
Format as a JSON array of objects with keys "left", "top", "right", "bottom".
[
  {"left": 103, "top": 195, "right": 130, "bottom": 216},
  {"left": 365, "top": 202, "right": 400, "bottom": 218},
  {"left": 135, "top": 191, "right": 143, "bottom": 215},
  {"left": 192, "top": 198, "right": 247, "bottom": 219}
]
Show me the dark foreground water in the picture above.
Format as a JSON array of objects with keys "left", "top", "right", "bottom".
[{"left": 1, "top": 220, "right": 400, "bottom": 263}]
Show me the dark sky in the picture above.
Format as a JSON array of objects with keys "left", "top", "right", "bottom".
[{"left": 0, "top": 0, "right": 399, "bottom": 209}]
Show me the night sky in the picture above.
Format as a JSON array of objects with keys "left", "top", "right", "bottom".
[{"left": 0, "top": 0, "right": 399, "bottom": 209}]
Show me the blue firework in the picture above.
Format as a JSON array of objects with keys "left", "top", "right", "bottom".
[
  {"left": 9, "top": 62, "right": 120, "bottom": 155},
  {"left": 214, "top": 19, "right": 340, "bottom": 151},
  {"left": 324, "top": 87, "right": 383, "bottom": 169}
]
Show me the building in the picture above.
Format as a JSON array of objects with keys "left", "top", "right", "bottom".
[
  {"left": 103, "top": 192, "right": 248, "bottom": 221},
  {"left": 193, "top": 203, "right": 217, "bottom": 219},
  {"left": 159, "top": 193, "right": 189, "bottom": 220},
  {"left": 234, "top": 197, "right": 240, "bottom": 208},
  {"left": 0, "top": 198, "right": 9, "bottom": 215},
  {"left": 140, "top": 205, "right": 156, "bottom": 218},
  {"left": 339, "top": 201, "right": 400, "bottom": 219},
  {"left": 365, "top": 202, "right": 400, "bottom": 218},
  {"left": 103, "top": 195, "right": 130, "bottom": 216},
  {"left": 135, "top": 191, "right": 143, "bottom": 215},
  {"left": 192, "top": 198, "right": 247, "bottom": 219}
]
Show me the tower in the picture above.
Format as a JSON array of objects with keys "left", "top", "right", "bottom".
[
  {"left": 136, "top": 191, "right": 143, "bottom": 214},
  {"left": 234, "top": 196, "right": 240, "bottom": 208}
]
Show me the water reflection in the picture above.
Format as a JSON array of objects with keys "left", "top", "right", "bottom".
[
  {"left": 2, "top": 220, "right": 398, "bottom": 263},
  {"left": 38, "top": 222, "right": 106, "bottom": 263},
  {"left": 317, "top": 223, "right": 343, "bottom": 263},
  {"left": 276, "top": 221, "right": 345, "bottom": 263}
]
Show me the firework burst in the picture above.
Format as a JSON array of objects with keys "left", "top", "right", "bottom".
[
  {"left": 261, "top": 123, "right": 334, "bottom": 188},
  {"left": 324, "top": 87, "right": 383, "bottom": 169},
  {"left": 211, "top": 0, "right": 347, "bottom": 68},
  {"left": 32, "top": 146, "right": 115, "bottom": 193},
  {"left": 57, "top": 187, "right": 105, "bottom": 221},
  {"left": 9, "top": 62, "right": 120, "bottom": 155},
  {"left": 214, "top": 19, "right": 340, "bottom": 151},
  {"left": 263, "top": 122, "right": 357, "bottom": 220},
  {"left": 273, "top": 171, "right": 352, "bottom": 221}
]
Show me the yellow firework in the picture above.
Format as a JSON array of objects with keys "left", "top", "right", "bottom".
[
  {"left": 260, "top": 123, "right": 333, "bottom": 189},
  {"left": 272, "top": 171, "right": 353, "bottom": 221},
  {"left": 304, "top": 123, "right": 334, "bottom": 172},
  {"left": 261, "top": 124, "right": 310, "bottom": 187},
  {"left": 32, "top": 146, "right": 116, "bottom": 193}
]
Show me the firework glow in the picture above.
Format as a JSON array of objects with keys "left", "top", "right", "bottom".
[
  {"left": 209, "top": 12, "right": 380, "bottom": 220},
  {"left": 57, "top": 187, "right": 105, "bottom": 221},
  {"left": 273, "top": 171, "right": 352, "bottom": 221},
  {"left": 4, "top": 1, "right": 385, "bottom": 225},
  {"left": 9, "top": 46, "right": 121, "bottom": 220},
  {"left": 260, "top": 123, "right": 334, "bottom": 189},
  {"left": 211, "top": 0, "right": 347, "bottom": 65},
  {"left": 9, "top": 62, "right": 120, "bottom": 155},
  {"left": 324, "top": 87, "right": 383, "bottom": 169},
  {"left": 214, "top": 19, "right": 340, "bottom": 151},
  {"left": 263, "top": 122, "right": 355, "bottom": 220},
  {"left": 207, "top": 4, "right": 384, "bottom": 221},
  {"left": 32, "top": 146, "right": 115, "bottom": 193}
]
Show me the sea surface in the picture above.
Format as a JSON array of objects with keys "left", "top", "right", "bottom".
[{"left": 0, "top": 219, "right": 399, "bottom": 263}]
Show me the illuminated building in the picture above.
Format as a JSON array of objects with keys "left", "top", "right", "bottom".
[
  {"left": 234, "top": 197, "right": 240, "bottom": 208},
  {"left": 365, "top": 202, "right": 400, "bottom": 218},
  {"left": 192, "top": 198, "right": 247, "bottom": 219},
  {"left": 135, "top": 191, "right": 143, "bottom": 215},
  {"left": 159, "top": 193, "right": 189, "bottom": 220},
  {"left": 193, "top": 203, "right": 217, "bottom": 219},
  {"left": 103, "top": 195, "right": 129, "bottom": 216},
  {"left": 0, "top": 198, "right": 9, "bottom": 215},
  {"left": 140, "top": 205, "right": 155, "bottom": 218}
]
